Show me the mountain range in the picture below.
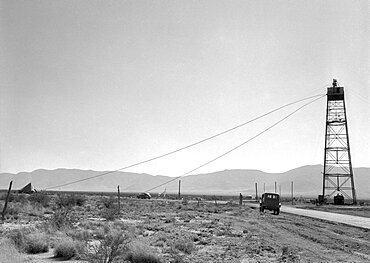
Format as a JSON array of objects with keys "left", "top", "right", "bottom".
[{"left": 1, "top": 165, "right": 369, "bottom": 199}]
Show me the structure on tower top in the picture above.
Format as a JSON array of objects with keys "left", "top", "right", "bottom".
[{"left": 322, "top": 79, "right": 356, "bottom": 204}]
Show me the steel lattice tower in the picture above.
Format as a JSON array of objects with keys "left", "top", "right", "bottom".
[{"left": 322, "top": 79, "right": 356, "bottom": 204}]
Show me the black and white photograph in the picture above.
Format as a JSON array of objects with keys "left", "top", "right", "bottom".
[{"left": 0, "top": 1, "right": 369, "bottom": 262}]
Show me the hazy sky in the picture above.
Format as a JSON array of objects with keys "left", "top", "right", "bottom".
[{"left": 1, "top": 0, "right": 369, "bottom": 177}]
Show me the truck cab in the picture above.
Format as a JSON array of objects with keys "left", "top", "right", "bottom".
[{"left": 260, "top": 192, "right": 281, "bottom": 215}]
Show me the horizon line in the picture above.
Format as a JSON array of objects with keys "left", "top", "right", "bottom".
[{"left": 3, "top": 163, "right": 370, "bottom": 177}]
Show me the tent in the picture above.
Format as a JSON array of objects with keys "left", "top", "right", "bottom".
[{"left": 18, "top": 182, "right": 37, "bottom": 194}]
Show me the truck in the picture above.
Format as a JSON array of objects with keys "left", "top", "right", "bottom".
[{"left": 260, "top": 192, "right": 281, "bottom": 215}]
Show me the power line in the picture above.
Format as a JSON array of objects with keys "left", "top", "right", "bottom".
[
  {"left": 44, "top": 93, "right": 324, "bottom": 190},
  {"left": 144, "top": 94, "right": 326, "bottom": 193}
]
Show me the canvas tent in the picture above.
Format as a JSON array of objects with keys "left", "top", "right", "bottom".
[{"left": 18, "top": 183, "right": 37, "bottom": 194}]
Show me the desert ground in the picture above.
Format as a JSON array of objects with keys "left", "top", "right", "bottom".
[{"left": 1, "top": 192, "right": 370, "bottom": 263}]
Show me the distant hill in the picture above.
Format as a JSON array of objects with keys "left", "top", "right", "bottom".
[{"left": 1, "top": 165, "right": 369, "bottom": 199}]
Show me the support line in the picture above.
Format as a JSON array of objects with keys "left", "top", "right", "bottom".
[
  {"left": 144, "top": 95, "right": 326, "bottom": 193},
  {"left": 44, "top": 93, "right": 324, "bottom": 190}
]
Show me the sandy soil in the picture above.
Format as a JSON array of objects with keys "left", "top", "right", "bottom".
[{"left": 24, "top": 249, "right": 86, "bottom": 263}]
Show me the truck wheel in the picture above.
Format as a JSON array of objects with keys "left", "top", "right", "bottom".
[
  {"left": 260, "top": 206, "right": 264, "bottom": 212},
  {"left": 275, "top": 208, "right": 280, "bottom": 215}
]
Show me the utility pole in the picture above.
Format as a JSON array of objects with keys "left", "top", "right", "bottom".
[
  {"left": 117, "top": 185, "right": 121, "bottom": 213},
  {"left": 263, "top": 183, "right": 266, "bottom": 193},
  {"left": 291, "top": 181, "right": 294, "bottom": 205},
  {"left": 255, "top": 182, "right": 258, "bottom": 200},
  {"left": 279, "top": 184, "right": 281, "bottom": 196},
  {"left": 274, "top": 181, "right": 277, "bottom": 193},
  {"left": 178, "top": 180, "right": 181, "bottom": 199}
]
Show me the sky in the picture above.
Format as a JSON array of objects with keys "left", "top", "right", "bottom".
[{"left": 1, "top": 0, "right": 369, "bottom": 177}]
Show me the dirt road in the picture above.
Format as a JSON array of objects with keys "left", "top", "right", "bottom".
[
  {"left": 281, "top": 206, "right": 370, "bottom": 230},
  {"left": 243, "top": 201, "right": 370, "bottom": 230}
]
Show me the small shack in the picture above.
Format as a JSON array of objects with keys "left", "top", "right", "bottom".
[
  {"left": 334, "top": 194, "right": 344, "bottom": 205},
  {"left": 18, "top": 183, "right": 37, "bottom": 194}
]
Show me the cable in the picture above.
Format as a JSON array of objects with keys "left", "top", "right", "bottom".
[
  {"left": 349, "top": 89, "right": 370, "bottom": 107},
  {"left": 143, "top": 94, "right": 326, "bottom": 193},
  {"left": 44, "top": 93, "right": 324, "bottom": 190}
]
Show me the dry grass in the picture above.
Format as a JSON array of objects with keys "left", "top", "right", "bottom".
[
  {"left": 0, "top": 239, "right": 24, "bottom": 263},
  {"left": 24, "top": 232, "right": 49, "bottom": 254},
  {"left": 2, "top": 193, "right": 370, "bottom": 262},
  {"left": 173, "top": 237, "right": 195, "bottom": 254},
  {"left": 126, "top": 242, "right": 163, "bottom": 263},
  {"left": 54, "top": 237, "right": 83, "bottom": 260}
]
